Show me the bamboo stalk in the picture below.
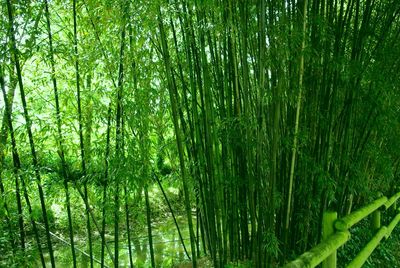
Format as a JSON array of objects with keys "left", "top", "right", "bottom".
[
  {"left": 44, "top": 1, "right": 77, "bottom": 266},
  {"left": 6, "top": 1, "right": 55, "bottom": 266},
  {"left": 72, "top": 0, "right": 93, "bottom": 266}
]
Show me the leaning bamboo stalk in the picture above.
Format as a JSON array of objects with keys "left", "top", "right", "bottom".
[
  {"left": 1, "top": 64, "right": 46, "bottom": 268},
  {"left": 153, "top": 172, "right": 191, "bottom": 259},
  {"left": 157, "top": 5, "right": 197, "bottom": 267},
  {"left": 0, "top": 66, "right": 19, "bottom": 252},
  {"left": 6, "top": 1, "right": 55, "bottom": 266},
  {"left": 0, "top": 6, "right": 45, "bottom": 251}
]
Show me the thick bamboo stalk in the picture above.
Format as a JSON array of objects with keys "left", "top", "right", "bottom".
[
  {"left": 371, "top": 210, "right": 381, "bottom": 231},
  {"left": 322, "top": 211, "right": 337, "bottom": 268}
]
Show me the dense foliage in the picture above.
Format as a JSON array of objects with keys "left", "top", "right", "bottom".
[{"left": 1, "top": 0, "right": 400, "bottom": 267}]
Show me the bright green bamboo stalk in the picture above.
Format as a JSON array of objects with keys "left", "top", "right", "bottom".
[
  {"left": 285, "top": 0, "right": 308, "bottom": 251},
  {"left": 322, "top": 211, "right": 338, "bottom": 268}
]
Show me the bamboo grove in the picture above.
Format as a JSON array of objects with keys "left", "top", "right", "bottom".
[{"left": 1, "top": 0, "right": 400, "bottom": 267}]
